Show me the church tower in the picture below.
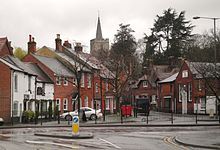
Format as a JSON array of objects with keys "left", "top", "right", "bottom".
[{"left": 90, "top": 16, "right": 109, "bottom": 59}]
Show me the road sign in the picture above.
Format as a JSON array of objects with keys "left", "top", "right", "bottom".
[{"left": 72, "top": 116, "right": 79, "bottom": 136}]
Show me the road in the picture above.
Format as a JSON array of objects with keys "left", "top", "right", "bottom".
[{"left": 0, "top": 126, "right": 219, "bottom": 149}]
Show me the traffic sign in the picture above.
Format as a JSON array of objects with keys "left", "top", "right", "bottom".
[{"left": 72, "top": 116, "right": 79, "bottom": 136}]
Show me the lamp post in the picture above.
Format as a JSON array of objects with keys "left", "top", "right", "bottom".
[
  {"left": 193, "top": 16, "right": 219, "bottom": 64},
  {"left": 193, "top": 16, "right": 219, "bottom": 119}
]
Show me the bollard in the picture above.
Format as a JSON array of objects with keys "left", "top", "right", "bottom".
[{"left": 72, "top": 115, "right": 79, "bottom": 136}]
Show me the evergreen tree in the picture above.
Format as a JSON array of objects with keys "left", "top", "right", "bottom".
[{"left": 143, "top": 8, "right": 194, "bottom": 65}]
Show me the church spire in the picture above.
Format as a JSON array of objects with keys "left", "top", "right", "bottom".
[{"left": 96, "top": 16, "right": 103, "bottom": 40}]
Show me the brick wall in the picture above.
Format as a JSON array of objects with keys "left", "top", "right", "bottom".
[{"left": 0, "top": 62, "right": 11, "bottom": 123}]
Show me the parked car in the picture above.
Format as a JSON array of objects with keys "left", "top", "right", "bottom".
[
  {"left": 0, "top": 118, "right": 4, "bottom": 126},
  {"left": 60, "top": 107, "right": 103, "bottom": 121}
]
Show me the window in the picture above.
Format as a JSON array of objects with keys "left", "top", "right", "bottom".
[
  {"left": 56, "top": 98, "right": 60, "bottom": 111},
  {"left": 13, "top": 101, "right": 18, "bottom": 116},
  {"left": 87, "top": 74, "right": 91, "bottom": 88},
  {"left": 56, "top": 76, "right": 61, "bottom": 85},
  {"left": 182, "top": 70, "right": 188, "bottom": 78},
  {"left": 198, "top": 80, "right": 202, "bottom": 91},
  {"left": 84, "top": 96, "right": 88, "bottom": 107},
  {"left": 113, "top": 99, "right": 116, "bottom": 109},
  {"left": 63, "top": 77, "right": 68, "bottom": 86},
  {"left": 143, "top": 81, "right": 148, "bottom": 87},
  {"left": 63, "top": 98, "right": 68, "bottom": 110},
  {"left": 28, "top": 76, "right": 31, "bottom": 91},
  {"left": 81, "top": 73, "right": 84, "bottom": 87},
  {"left": 188, "top": 83, "right": 192, "bottom": 102},
  {"left": 73, "top": 77, "right": 77, "bottom": 86},
  {"left": 200, "top": 97, "right": 206, "bottom": 110},
  {"left": 105, "top": 82, "right": 108, "bottom": 92},
  {"left": 14, "top": 74, "right": 18, "bottom": 92},
  {"left": 178, "top": 84, "right": 182, "bottom": 102},
  {"left": 95, "top": 83, "right": 98, "bottom": 93},
  {"left": 105, "top": 99, "right": 110, "bottom": 110}
]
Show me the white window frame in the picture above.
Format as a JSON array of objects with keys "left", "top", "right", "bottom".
[
  {"left": 87, "top": 74, "right": 91, "bottom": 88},
  {"left": 143, "top": 81, "right": 148, "bottom": 87},
  {"left": 63, "top": 77, "right": 68, "bottom": 86},
  {"left": 105, "top": 98, "right": 110, "bottom": 110},
  {"left": 188, "top": 83, "right": 192, "bottom": 102},
  {"left": 56, "top": 98, "right": 61, "bottom": 111},
  {"left": 28, "top": 75, "right": 31, "bottom": 91},
  {"left": 178, "top": 84, "right": 182, "bottom": 102},
  {"left": 182, "top": 70, "right": 188, "bottom": 78},
  {"left": 73, "top": 77, "right": 77, "bottom": 86},
  {"left": 14, "top": 74, "right": 18, "bottom": 92},
  {"left": 105, "top": 81, "right": 108, "bottom": 92},
  {"left": 63, "top": 98, "right": 68, "bottom": 111},
  {"left": 84, "top": 96, "right": 88, "bottom": 107},
  {"left": 56, "top": 76, "right": 61, "bottom": 85},
  {"left": 13, "top": 101, "right": 19, "bottom": 116},
  {"left": 95, "top": 83, "right": 98, "bottom": 93}
]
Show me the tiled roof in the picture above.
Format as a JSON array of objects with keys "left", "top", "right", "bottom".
[
  {"left": 3, "top": 55, "right": 37, "bottom": 76},
  {"left": 186, "top": 61, "right": 220, "bottom": 78},
  {"left": 32, "top": 54, "right": 74, "bottom": 77},
  {"left": 153, "top": 65, "right": 179, "bottom": 81},
  {"left": 26, "top": 63, "right": 53, "bottom": 83},
  {"left": 0, "top": 58, "right": 23, "bottom": 72},
  {"left": 61, "top": 47, "right": 115, "bottom": 79},
  {"left": 158, "top": 72, "right": 178, "bottom": 84}
]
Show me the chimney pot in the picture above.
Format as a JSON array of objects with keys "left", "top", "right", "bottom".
[
  {"left": 29, "top": 35, "right": 32, "bottom": 42},
  {"left": 57, "top": 34, "right": 60, "bottom": 39},
  {"left": 28, "top": 35, "right": 36, "bottom": 54},
  {"left": 55, "top": 34, "right": 62, "bottom": 51}
]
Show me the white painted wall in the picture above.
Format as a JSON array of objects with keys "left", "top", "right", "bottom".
[{"left": 12, "top": 71, "right": 36, "bottom": 119}]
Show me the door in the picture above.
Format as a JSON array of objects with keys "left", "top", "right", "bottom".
[{"left": 182, "top": 87, "right": 187, "bottom": 114}]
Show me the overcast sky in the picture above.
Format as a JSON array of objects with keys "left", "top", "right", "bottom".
[{"left": 0, "top": 0, "right": 220, "bottom": 53}]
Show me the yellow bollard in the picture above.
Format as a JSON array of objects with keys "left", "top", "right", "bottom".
[{"left": 72, "top": 115, "right": 79, "bottom": 136}]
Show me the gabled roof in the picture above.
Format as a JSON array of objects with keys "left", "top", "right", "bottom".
[
  {"left": 60, "top": 47, "right": 115, "bottom": 79},
  {"left": 0, "top": 58, "right": 23, "bottom": 72},
  {"left": 152, "top": 65, "right": 179, "bottom": 81},
  {"left": 3, "top": 55, "right": 37, "bottom": 76},
  {"left": 26, "top": 63, "right": 53, "bottom": 83},
  {"left": 158, "top": 72, "right": 178, "bottom": 84},
  {"left": 134, "top": 74, "right": 156, "bottom": 88},
  {"left": 185, "top": 61, "right": 220, "bottom": 79},
  {"left": 32, "top": 54, "right": 74, "bottom": 77}
]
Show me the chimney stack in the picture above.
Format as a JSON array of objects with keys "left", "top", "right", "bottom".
[
  {"left": 63, "top": 40, "right": 72, "bottom": 49},
  {"left": 55, "top": 34, "right": 62, "bottom": 52},
  {"left": 27, "top": 35, "right": 36, "bottom": 54},
  {"left": 74, "top": 42, "right": 83, "bottom": 52}
]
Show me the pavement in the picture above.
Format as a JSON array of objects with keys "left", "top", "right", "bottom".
[{"left": 175, "top": 132, "right": 220, "bottom": 149}]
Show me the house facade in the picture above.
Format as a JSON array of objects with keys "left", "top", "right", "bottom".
[
  {"left": 133, "top": 75, "right": 157, "bottom": 113},
  {"left": 0, "top": 57, "right": 37, "bottom": 123},
  {"left": 158, "top": 60, "right": 219, "bottom": 115}
]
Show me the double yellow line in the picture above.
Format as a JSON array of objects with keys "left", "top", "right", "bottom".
[{"left": 163, "top": 136, "right": 189, "bottom": 150}]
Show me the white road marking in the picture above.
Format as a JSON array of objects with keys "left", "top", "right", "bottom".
[
  {"left": 99, "top": 138, "right": 121, "bottom": 149},
  {"left": 26, "top": 140, "right": 79, "bottom": 149}
]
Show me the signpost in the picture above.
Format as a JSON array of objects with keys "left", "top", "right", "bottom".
[{"left": 72, "top": 115, "right": 79, "bottom": 136}]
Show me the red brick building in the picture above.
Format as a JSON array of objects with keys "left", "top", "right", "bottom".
[
  {"left": 23, "top": 36, "right": 76, "bottom": 114},
  {"left": 133, "top": 75, "right": 157, "bottom": 113}
]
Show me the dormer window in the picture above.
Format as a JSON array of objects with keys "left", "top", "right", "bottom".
[
  {"left": 143, "top": 81, "right": 148, "bottom": 87},
  {"left": 182, "top": 70, "right": 188, "bottom": 78}
]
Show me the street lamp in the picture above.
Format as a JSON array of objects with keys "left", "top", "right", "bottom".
[{"left": 193, "top": 16, "right": 220, "bottom": 64}]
